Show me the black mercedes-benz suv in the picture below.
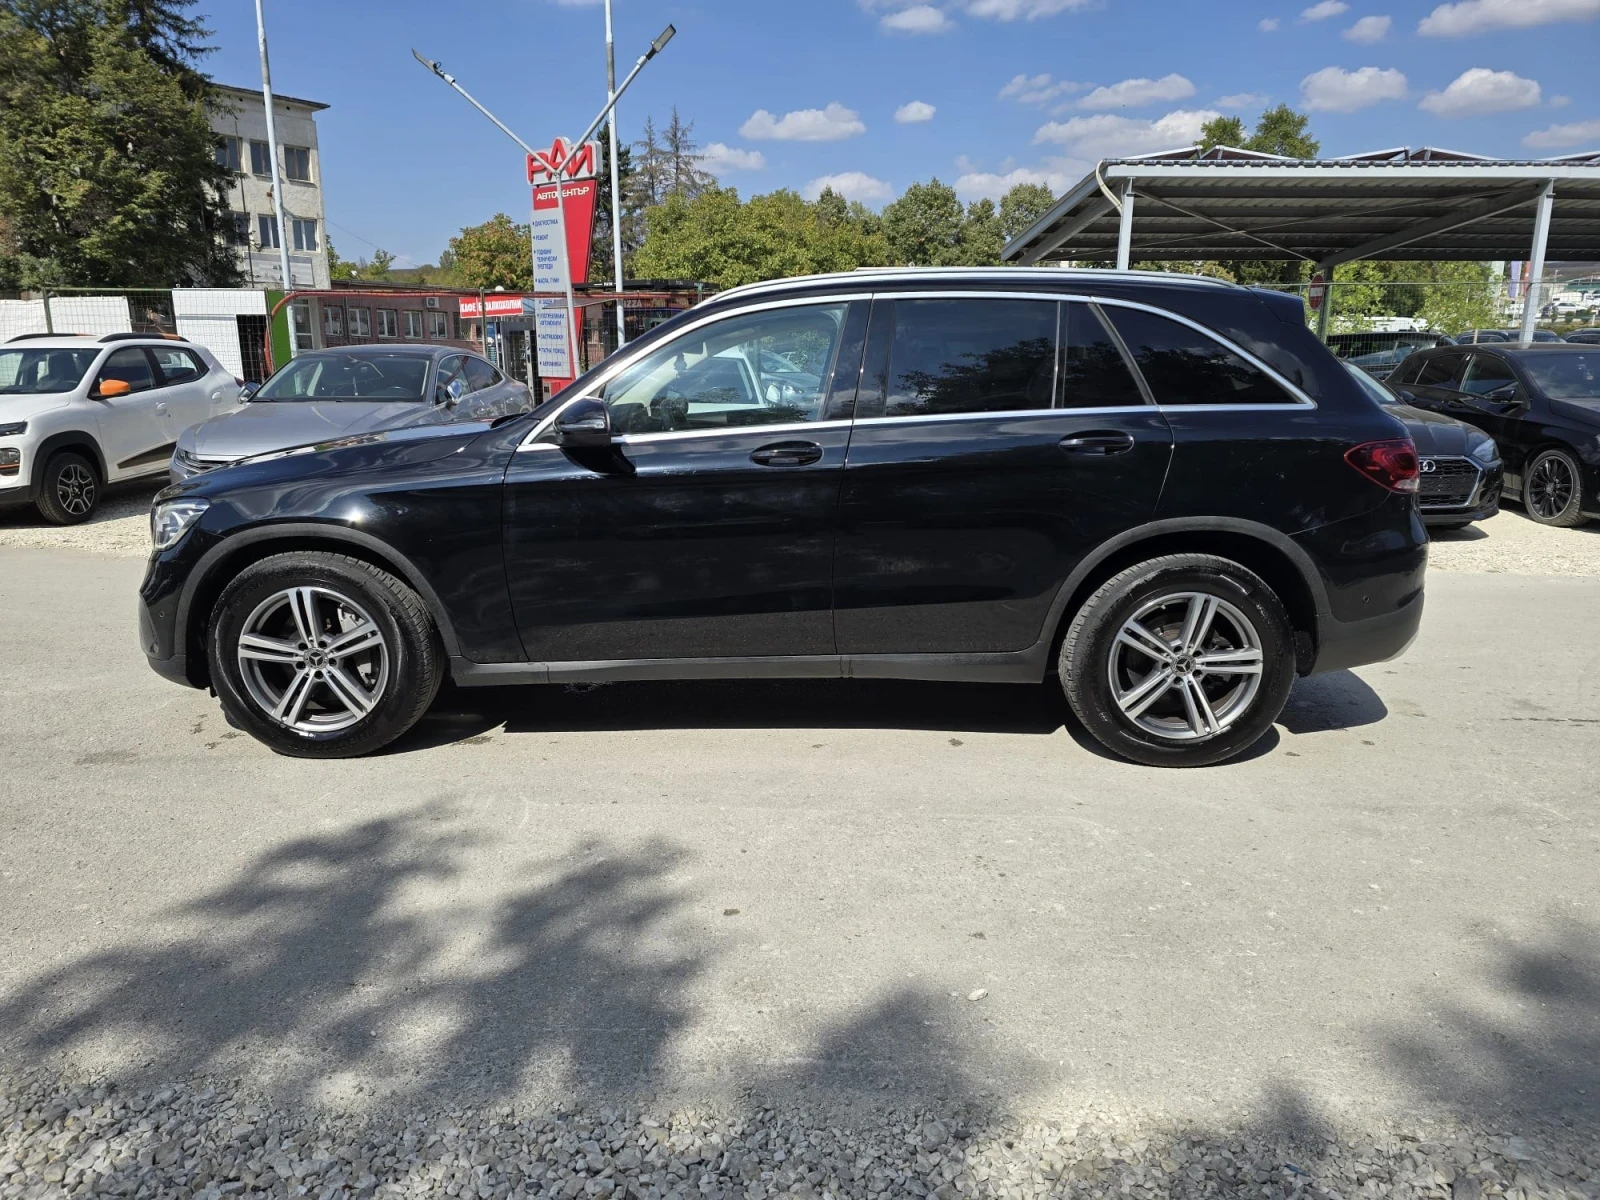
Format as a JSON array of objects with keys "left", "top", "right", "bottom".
[{"left": 139, "top": 268, "right": 1426, "bottom": 767}]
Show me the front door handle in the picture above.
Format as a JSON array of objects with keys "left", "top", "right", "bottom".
[
  {"left": 751, "top": 440, "right": 824, "bottom": 467},
  {"left": 154, "top": 401, "right": 168, "bottom": 415},
  {"left": 1059, "top": 431, "right": 1135, "bottom": 456}
]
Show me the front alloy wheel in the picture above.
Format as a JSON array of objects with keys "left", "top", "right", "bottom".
[
  {"left": 1523, "top": 448, "right": 1586, "bottom": 527},
  {"left": 237, "top": 586, "right": 391, "bottom": 733}
]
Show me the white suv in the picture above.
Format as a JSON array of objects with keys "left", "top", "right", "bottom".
[{"left": 0, "top": 333, "right": 242, "bottom": 524}]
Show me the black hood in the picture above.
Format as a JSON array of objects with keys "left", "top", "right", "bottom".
[{"left": 1388, "top": 403, "right": 1490, "bottom": 457}]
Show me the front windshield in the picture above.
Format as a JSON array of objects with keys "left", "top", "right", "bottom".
[
  {"left": 1520, "top": 352, "right": 1600, "bottom": 400},
  {"left": 0, "top": 348, "right": 99, "bottom": 394},
  {"left": 1342, "top": 360, "right": 1398, "bottom": 405},
  {"left": 255, "top": 353, "right": 431, "bottom": 402}
]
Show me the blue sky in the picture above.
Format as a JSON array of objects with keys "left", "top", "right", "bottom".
[{"left": 199, "top": 0, "right": 1600, "bottom": 268}]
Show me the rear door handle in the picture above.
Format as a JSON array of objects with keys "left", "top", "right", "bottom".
[
  {"left": 1059, "top": 431, "right": 1135, "bottom": 456},
  {"left": 751, "top": 440, "right": 824, "bottom": 467}
]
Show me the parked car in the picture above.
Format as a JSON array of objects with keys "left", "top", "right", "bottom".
[
  {"left": 1325, "top": 330, "right": 1453, "bottom": 380},
  {"left": 0, "top": 333, "right": 240, "bottom": 524},
  {"left": 139, "top": 268, "right": 1427, "bottom": 767},
  {"left": 1453, "top": 330, "right": 1509, "bottom": 344},
  {"left": 170, "top": 344, "right": 533, "bottom": 483},
  {"left": 1341, "top": 361, "right": 1501, "bottom": 529},
  {"left": 1562, "top": 327, "right": 1600, "bottom": 345},
  {"left": 1389, "top": 343, "right": 1600, "bottom": 527}
]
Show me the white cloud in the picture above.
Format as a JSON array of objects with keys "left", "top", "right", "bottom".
[
  {"left": 740, "top": 103, "right": 866, "bottom": 142},
  {"left": 1523, "top": 118, "right": 1600, "bottom": 149},
  {"left": 998, "top": 73, "right": 1084, "bottom": 106},
  {"left": 1034, "top": 109, "right": 1223, "bottom": 158},
  {"left": 1078, "top": 74, "right": 1197, "bottom": 110},
  {"left": 954, "top": 158, "right": 1085, "bottom": 201},
  {"left": 1343, "top": 14, "right": 1392, "bottom": 40},
  {"left": 803, "top": 172, "right": 895, "bottom": 203},
  {"left": 1301, "top": 0, "right": 1350, "bottom": 19},
  {"left": 894, "top": 100, "right": 938, "bottom": 123},
  {"left": 1419, "top": 0, "right": 1600, "bottom": 35},
  {"left": 1419, "top": 68, "right": 1541, "bottom": 117},
  {"left": 1551, "top": 95, "right": 1572, "bottom": 108},
  {"left": 700, "top": 143, "right": 767, "bottom": 173},
  {"left": 962, "top": 0, "right": 1093, "bottom": 18},
  {"left": 1300, "top": 65, "right": 1408, "bottom": 111},
  {"left": 881, "top": 4, "right": 954, "bottom": 32},
  {"left": 1259, "top": 16, "right": 1281, "bottom": 28},
  {"left": 1217, "top": 92, "right": 1269, "bottom": 109}
]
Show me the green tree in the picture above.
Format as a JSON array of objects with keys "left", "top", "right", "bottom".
[
  {"left": 326, "top": 238, "right": 359, "bottom": 280},
  {"left": 882, "top": 179, "right": 964, "bottom": 266},
  {"left": 590, "top": 142, "right": 635, "bottom": 284},
  {"left": 1198, "top": 115, "right": 1247, "bottom": 151},
  {"left": 663, "top": 108, "right": 713, "bottom": 203},
  {"left": 0, "top": 0, "right": 239, "bottom": 287},
  {"left": 956, "top": 197, "right": 1004, "bottom": 266},
  {"left": 1249, "top": 103, "right": 1319, "bottom": 159},
  {"left": 998, "top": 182, "right": 1056, "bottom": 242},
  {"left": 446, "top": 213, "right": 532, "bottom": 291}
]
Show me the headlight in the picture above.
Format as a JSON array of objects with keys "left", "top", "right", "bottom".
[
  {"left": 150, "top": 498, "right": 209, "bottom": 551},
  {"left": 0, "top": 421, "right": 26, "bottom": 437},
  {"left": 1468, "top": 436, "right": 1500, "bottom": 465}
]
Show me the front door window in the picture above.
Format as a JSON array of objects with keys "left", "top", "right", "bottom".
[{"left": 600, "top": 303, "right": 848, "bottom": 433}]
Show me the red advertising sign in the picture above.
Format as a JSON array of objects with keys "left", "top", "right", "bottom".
[
  {"left": 526, "top": 138, "right": 601, "bottom": 185},
  {"left": 458, "top": 294, "right": 530, "bottom": 319},
  {"left": 532, "top": 178, "right": 599, "bottom": 287}
]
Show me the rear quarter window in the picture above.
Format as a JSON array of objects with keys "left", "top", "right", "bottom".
[{"left": 1102, "top": 306, "right": 1297, "bottom": 405}]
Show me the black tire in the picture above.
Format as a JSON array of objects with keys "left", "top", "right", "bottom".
[
  {"left": 1522, "top": 448, "right": 1587, "bottom": 527},
  {"left": 1059, "top": 554, "right": 1297, "bottom": 768},
  {"left": 35, "top": 451, "right": 100, "bottom": 525},
  {"left": 206, "top": 551, "right": 444, "bottom": 758}
]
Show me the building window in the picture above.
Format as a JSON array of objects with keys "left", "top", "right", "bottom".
[
  {"left": 283, "top": 146, "right": 312, "bottom": 183},
  {"left": 403, "top": 310, "right": 423, "bottom": 338},
  {"left": 428, "top": 311, "right": 451, "bottom": 340},
  {"left": 216, "top": 136, "right": 242, "bottom": 172},
  {"left": 226, "top": 212, "right": 250, "bottom": 246},
  {"left": 348, "top": 308, "right": 371, "bottom": 339},
  {"left": 291, "top": 218, "right": 318, "bottom": 252},
  {"left": 249, "top": 139, "right": 271, "bottom": 176},
  {"left": 377, "top": 309, "right": 398, "bottom": 338},
  {"left": 257, "top": 214, "right": 280, "bottom": 249},
  {"left": 291, "top": 300, "right": 313, "bottom": 352},
  {"left": 323, "top": 307, "right": 344, "bottom": 337}
]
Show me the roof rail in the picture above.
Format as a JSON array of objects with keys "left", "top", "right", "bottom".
[
  {"left": 5, "top": 332, "right": 84, "bottom": 343},
  {"left": 707, "top": 265, "right": 1240, "bottom": 307},
  {"left": 98, "top": 331, "right": 186, "bottom": 343}
]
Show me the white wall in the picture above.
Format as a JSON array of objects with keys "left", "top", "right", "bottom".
[{"left": 173, "top": 289, "right": 268, "bottom": 378}]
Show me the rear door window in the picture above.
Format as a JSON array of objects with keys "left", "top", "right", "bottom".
[
  {"left": 1459, "top": 354, "right": 1517, "bottom": 396},
  {"left": 149, "top": 346, "right": 205, "bottom": 386},
  {"left": 881, "top": 298, "right": 1057, "bottom": 418},
  {"left": 1062, "top": 303, "right": 1146, "bottom": 408},
  {"left": 1102, "top": 306, "right": 1294, "bottom": 405},
  {"left": 1413, "top": 352, "right": 1467, "bottom": 389},
  {"left": 463, "top": 357, "right": 500, "bottom": 393}
]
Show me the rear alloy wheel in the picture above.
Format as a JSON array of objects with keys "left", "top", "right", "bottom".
[
  {"left": 1060, "top": 554, "right": 1296, "bottom": 767},
  {"left": 208, "top": 552, "right": 443, "bottom": 757},
  {"left": 1522, "top": 448, "right": 1586, "bottom": 527},
  {"left": 36, "top": 452, "right": 100, "bottom": 525}
]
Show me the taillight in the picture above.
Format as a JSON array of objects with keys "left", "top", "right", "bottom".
[{"left": 1345, "top": 438, "right": 1419, "bottom": 493}]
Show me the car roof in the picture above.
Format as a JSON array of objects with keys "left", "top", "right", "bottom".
[
  {"left": 705, "top": 265, "right": 1243, "bottom": 308},
  {"left": 2, "top": 335, "right": 171, "bottom": 350},
  {"left": 289, "top": 344, "right": 462, "bottom": 358}
]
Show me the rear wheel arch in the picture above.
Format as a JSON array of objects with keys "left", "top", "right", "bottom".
[
  {"left": 178, "top": 525, "right": 463, "bottom": 687},
  {"left": 1045, "top": 521, "right": 1327, "bottom": 677}
]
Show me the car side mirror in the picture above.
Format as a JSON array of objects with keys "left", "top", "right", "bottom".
[
  {"left": 240, "top": 381, "right": 261, "bottom": 401},
  {"left": 95, "top": 378, "right": 132, "bottom": 399},
  {"left": 1390, "top": 387, "right": 1417, "bottom": 403},
  {"left": 553, "top": 397, "right": 612, "bottom": 448}
]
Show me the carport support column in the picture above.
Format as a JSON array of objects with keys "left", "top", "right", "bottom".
[
  {"left": 1517, "top": 180, "right": 1555, "bottom": 344},
  {"left": 1315, "top": 262, "right": 1334, "bottom": 340},
  {"left": 1115, "top": 179, "right": 1135, "bottom": 271}
]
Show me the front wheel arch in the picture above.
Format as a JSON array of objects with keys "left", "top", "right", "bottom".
[{"left": 178, "top": 525, "right": 465, "bottom": 688}]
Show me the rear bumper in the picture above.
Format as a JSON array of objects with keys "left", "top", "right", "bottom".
[{"left": 1307, "top": 589, "right": 1423, "bottom": 674}]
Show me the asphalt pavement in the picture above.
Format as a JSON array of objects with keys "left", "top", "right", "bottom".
[{"left": 1, "top": 547, "right": 1597, "bottom": 1163}]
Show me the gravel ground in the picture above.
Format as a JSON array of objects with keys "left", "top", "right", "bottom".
[
  {"left": 4, "top": 485, "right": 1599, "bottom": 576},
  {"left": 3, "top": 1069, "right": 1596, "bottom": 1200}
]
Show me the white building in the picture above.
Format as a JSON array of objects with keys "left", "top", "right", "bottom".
[{"left": 208, "top": 84, "right": 331, "bottom": 291}]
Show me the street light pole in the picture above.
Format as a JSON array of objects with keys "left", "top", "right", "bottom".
[
  {"left": 605, "top": 0, "right": 627, "bottom": 350},
  {"left": 255, "top": 0, "right": 297, "bottom": 359},
  {"left": 412, "top": 25, "right": 672, "bottom": 384}
]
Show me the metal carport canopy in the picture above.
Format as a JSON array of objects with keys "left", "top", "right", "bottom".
[{"left": 1002, "top": 147, "right": 1600, "bottom": 270}]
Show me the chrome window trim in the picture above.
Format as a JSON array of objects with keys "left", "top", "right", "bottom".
[
  {"left": 516, "top": 286, "right": 1316, "bottom": 453},
  {"left": 516, "top": 294, "right": 870, "bottom": 451},
  {"left": 619, "top": 419, "right": 854, "bottom": 445}
]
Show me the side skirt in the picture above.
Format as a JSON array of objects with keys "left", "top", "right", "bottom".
[{"left": 450, "top": 648, "right": 1049, "bottom": 688}]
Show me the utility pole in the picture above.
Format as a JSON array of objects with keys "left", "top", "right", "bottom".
[
  {"left": 255, "top": 0, "right": 297, "bottom": 358},
  {"left": 605, "top": 0, "right": 627, "bottom": 350}
]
